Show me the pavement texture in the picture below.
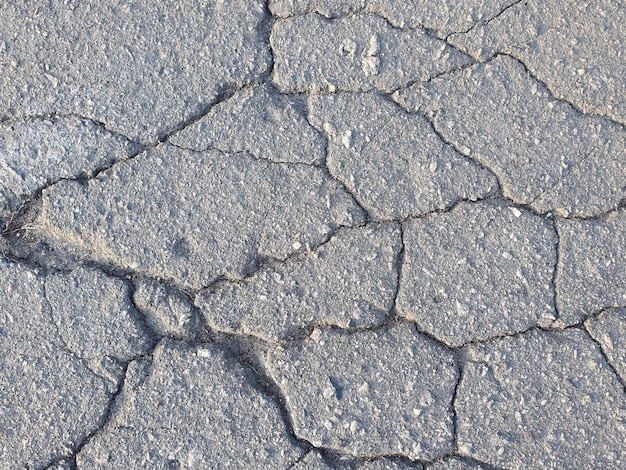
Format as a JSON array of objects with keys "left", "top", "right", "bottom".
[{"left": 0, "top": 1, "right": 625, "bottom": 469}]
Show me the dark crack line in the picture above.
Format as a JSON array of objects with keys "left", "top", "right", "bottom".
[
  {"left": 450, "top": 351, "right": 464, "bottom": 455},
  {"left": 41, "top": 342, "right": 160, "bottom": 470},
  {"left": 269, "top": 2, "right": 479, "bottom": 50},
  {"left": 563, "top": 305, "right": 626, "bottom": 331},
  {"left": 444, "top": 0, "right": 528, "bottom": 40},
  {"left": 582, "top": 327, "right": 626, "bottom": 394},
  {"left": 382, "top": 91, "right": 505, "bottom": 201},
  {"left": 387, "top": 58, "right": 480, "bottom": 95},
  {"left": 262, "top": 0, "right": 278, "bottom": 85},
  {"left": 0, "top": 112, "right": 143, "bottom": 148},
  {"left": 40, "top": 279, "right": 124, "bottom": 390},
  {"left": 389, "top": 87, "right": 626, "bottom": 222},
  {"left": 208, "top": 334, "right": 314, "bottom": 461},
  {"left": 550, "top": 217, "right": 562, "bottom": 324},
  {"left": 499, "top": 53, "right": 626, "bottom": 130},
  {"left": 1, "top": 80, "right": 271, "bottom": 238},
  {"left": 303, "top": 99, "right": 374, "bottom": 224},
  {"left": 162, "top": 80, "right": 269, "bottom": 144},
  {"left": 390, "top": 222, "right": 405, "bottom": 320}
]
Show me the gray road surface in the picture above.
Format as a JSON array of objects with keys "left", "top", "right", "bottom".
[{"left": 1, "top": 1, "right": 625, "bottom": 468}]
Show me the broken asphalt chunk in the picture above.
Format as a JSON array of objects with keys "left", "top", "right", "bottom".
[
  {"left": 38, "top": 144, "right": 364, "bottom": 290},
  {"left": 397, "top": 200, "right": 556, "bottom": 347},
  {"left": 196, "top": 223, "right": 401, "bottom": 341},
  {"left": 45, "top": 267, "right": 152, "bottom": 364},
  {"left": 449, "top": 0, "right": 626, "bottom": 125},
  {"left": 556, "top": 210, "right": 626, "bottom": 326},
  {"left": 308, "top": 92, "right": 498, "bottom": 220},
  {"left": 267, "top": 324, "right": 457, "bottom": 460},
  {"left": 0, "top": 0, "right": 272, "bottom": 142},
  {"left": 457, "top": 329, "right": 626, "bottom": 469},
  {"left": 0, "top": 116, "right": 139, "bottom": 221},
  {"left": 77, "top": 340, "right": 304, "bottom": 468},
  {"left": 393, "top": 55, "right": 626, "bottom": 217},
  {"left": 170, "top": 84, "right": 326, "bottom": 165},
  {"left": 0, "top": 262, "right": 111, "bottom": 468},
  {"left": 271, "top": 13, "right": 472, "bottom": 93}
]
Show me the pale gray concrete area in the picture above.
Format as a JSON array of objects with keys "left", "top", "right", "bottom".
[{"left": 1, "top": 0, "right": 625, "bottom": 469}]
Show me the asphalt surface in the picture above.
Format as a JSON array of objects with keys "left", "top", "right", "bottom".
[{"left": 1, "top": 1, "right": 625, "bottom": 469}]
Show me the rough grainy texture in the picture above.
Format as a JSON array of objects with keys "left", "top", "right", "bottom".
[
  {"left": 426, "top": 456, "right": 491, "bottom": 470},
  {"left": 585, "top": 308, "right": 626, "bottom": 384},
  {"left": 0, "top": 0, "right": 272, "bottom": 142},
  {"left": 0, "top": 116, "right": 139, "bottom": 220},
  {"left": 556, "top": 210, "right": 626, "bottom": 326},
  {"left": 196, "top": 224, "right": 401, "bottom": 341},
  {"left": 2, "top": 0, "right": 625, "bottom": 467},
  {"left": 394, "top": 55, "right": 626, "bottom": 217},
  {"left": 170, "top": 84, "right": 326, "bottom": 165},
  {"left": 269, "top": 0, "right": 519, "bottom": 36},
  {"left": 360, "top": 458, "right": 423, "bottom": 469},
  {"left": 271, "top": 14, "right": 472, "bottom": 93},
  {"left": 308, "top": 92, "right": 498, "bottom": 220},
  {"left": 457, "top": 329, "right": 626, "bottom": 469},
  {"left": 38, "top": 144, "right": 364, "bottom": 290},
  {"left": 0, "top": 262, "right": 111, "bottom": 468},
  {"left": 449, "top": 0, "right": 626, "bottom": 125},
  {"left": 398, "top": 201, "right": 556, "bottom": 346},
  {"left": 267, "top": 324, "right": 457, "bottom": 460},
  {"left": 290, "top": 450, "right": 334, "bottom": 469},
  {"left": 77, "top": 340, "right": 304, "bottom": 468}
]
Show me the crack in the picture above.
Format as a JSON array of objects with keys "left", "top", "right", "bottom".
[
  {"left": 269, "top": 2, "right": 473, "bottom": 47},
  {"left": 386, "top": 58, "right": 480, "bottom": 96},
  {"left": 563, "top": 305, "right": 626, "bottom": 331},
  {"left": 390, "top": 222, "right": 405, "bottom": 319},
  {"left": 39, "top": 343, "right": 160, "bottom": 470},
  {"left": 499, "top": 53, "right": 626, "bottom": 130},
  {"left": 550, "top": 217, "right": 562, "bottom": 324},
  {"left": 388, "top": 80, "right": 626, "bottom": 222},
  {"left": 582, "top": 327, "right": 626, "bottom": 394},
  {"left": 444, "top": 0, "right": 528, "bottom": 40},
  {"left": 285, "top": 450, "right": 311, "bottom": 470},
  {"left": 0, "top": 112, "right": 142, "bottom": 148},
  {"left": 163, "top": 81, "right": 268, "bottom": 144},
  {"left": 1, "top": 80, "right": 271, "bottom": 238},
  {"left": 208, "top": 332, "right": 314, "bottom": 461},
  {"left": 450, "top": 352, "right": 464, "bottom": 456},
  {"left": 262, "top": 0, "right": 278, "bottom": 82},
  {"left": 302, "top": 98, "right": 374, "bottom": 223},
  {"left": 382, "top": 91, "right": 505, "bottom": 201},
  {"left": 196, "top": 220, "right": 360, "bottom": 295}
]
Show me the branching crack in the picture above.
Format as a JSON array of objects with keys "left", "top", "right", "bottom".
[{"left": 40, "top": 343, "right": 160, "bottom": 470}]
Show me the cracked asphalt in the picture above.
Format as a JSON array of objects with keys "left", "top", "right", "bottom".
[{"left": 1, "top": 1, "right": 625, "bottom": 469}]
